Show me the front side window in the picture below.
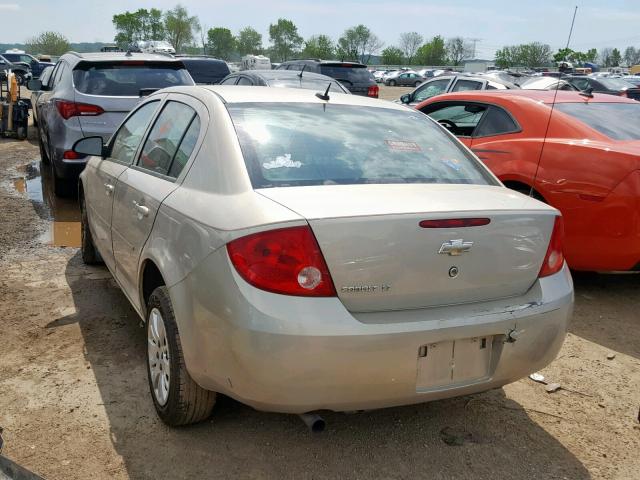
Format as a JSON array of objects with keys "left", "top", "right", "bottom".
[
  {"left": 228, "top": 103, "right": 494, "bottom": 188},
  {"left": 110, "top": 101, "right": 160, "bottom": 164},
  {"left": 424, "top": 104, "right": 488, "bottom": 137},
  {"left": 220, "top": 76, "right": 238, "bottom": 85},
  {"left": 138, "top": 101, "right": 197, "bottom": 176},
  {"left": 236, "top": 77, "right": 253, "bottom": 86},
  {"left": 413, "top": 79, "right": 450, "bottom": 102},
  {"left": 555, "top": 102, "right": 640, "bottom": 140}
]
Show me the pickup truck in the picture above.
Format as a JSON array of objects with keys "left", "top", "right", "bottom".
[{"left": 2, "top": 52, "right": 54, "bottom": 78}]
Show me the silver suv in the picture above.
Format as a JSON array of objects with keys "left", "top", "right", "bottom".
[{"left": 29, "top": 51, "right": 194, "bottom": 196}]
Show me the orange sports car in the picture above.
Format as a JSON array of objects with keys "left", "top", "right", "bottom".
[{"left": 416, "top": 90, "right": 640, "bottom": 271}]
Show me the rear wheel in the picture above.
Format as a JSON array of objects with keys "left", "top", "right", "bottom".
[
  {"left": 52, "top": 169, "right": 74, "bottom": 197},
  {"left": 39, "top": 131, "right": 49, "bottom": 164},
  {"left": 414, "top": 81, "right": 421, "bottom": 87},
  {"left": 146, "top": 286, "right": 217, "bottom": 426},
  {"left": 389, "top": 80, "right": 396, "bottom": 86}
]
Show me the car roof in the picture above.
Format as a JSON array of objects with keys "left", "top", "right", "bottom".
[
  {"left": 161, "top": 85, "right": 407, "bottom": 110},
  {"left": 281, "top": 59, "right": 367, "bottom": 67},
  {"left": 423, "top": 89, "right": 638, "bottom": 105},
  {"left": 176, "top": 56, "right": 226, "bottom": 63},
  {"left": 231, "top": 70, "right": 339, "bottom": 81},
  {"left": 61, "top": 52, "right": 181, "bottom": 63}
]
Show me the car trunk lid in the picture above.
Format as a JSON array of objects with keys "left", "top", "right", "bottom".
[{"left": 258, "top": 184, "right": 557, "bottom": 312}]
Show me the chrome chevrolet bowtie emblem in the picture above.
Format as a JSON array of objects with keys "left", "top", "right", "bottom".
[{"left": 439, "top": 239, "right": 473, "bottom": 256}]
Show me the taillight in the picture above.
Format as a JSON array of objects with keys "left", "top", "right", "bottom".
[
  {"left": 55, "top": 100, "right": 104, "bottom": 120},
  {"left": 367, "top": 85, "right": 379, "bottom": 98},
  {"left": 619, "top": 90, "right": 628, "bottom": 97},
  {"left": 227, "top": 225, "right": 336, "bottom": 296},
  {"left": 63, "top": 150, "right": 85, "bottom": 160},
  {"left": 538, "top": 216, "right": 564, "bottom": 277}
]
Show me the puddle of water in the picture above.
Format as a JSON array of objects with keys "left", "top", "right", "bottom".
[{"left": 12, "top": 161, "right": 82, "bottom": 248}]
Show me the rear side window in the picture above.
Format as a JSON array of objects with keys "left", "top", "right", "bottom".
[
  {"left": 319, "top": 65, "right": 373, "bottom": 84},
  {"left": 110, "top": 101, "right": 160, "bottom": 164},
  {"left": 72, "top": 62, "right": 193, "bottom": 96},
  {"left": 228, "top": 103, "right": 494, "bottom": 188},
  {"left": 220, "top": 76, "right": 238, "bottom": 85},
  {"left": 555, "top": 102, "right": 640, "bottom": 140},
  {"left": 138, "top": 101, "right": 198, "bottom": 176},
  {"left": 452, "top": 80, "right": 484, "bottom": 92},
  {"left": 168, "top": 116, "right": 200, "bottom": 178},
  {"left": 236, "top": 77, "right": 253, "bottom": 86},
  {"left": 474, "top": 106, "right": 519, "bottom": 137}
]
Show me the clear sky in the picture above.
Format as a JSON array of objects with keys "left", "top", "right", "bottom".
[{"left": 1, "top": 0, "right": 639, "bottom": 57}]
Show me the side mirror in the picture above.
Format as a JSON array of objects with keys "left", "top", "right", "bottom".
[
  {"left": 26, "top": 79, "right": 42, "bottom": 91},
  {"left": 73, "top": 136, "right": 105, "bottom": 157},
  {"left": 400, "top": 94, "right": 411, "bottom": 104}
]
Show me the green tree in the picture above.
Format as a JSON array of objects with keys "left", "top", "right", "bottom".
[
  {"left": 446, "top": 37, "right": 472, "bottom": 65},
  {"left": 236, "top": 27, "right": 263, "bottom": 56},
  {"left": 147, "top": 8, "right": 165, "bottom": 40},
  {"left": 164, "top": 4, "right": 198, "bottom": 53},
  {"left": 268, "top": 18, "right": 303, "bottom": 62},
  {"left": 302, "top": 35, "right": 335, "bottom": 59},
  {"left": 25, "top": 31, "right": 70, "bottom": 56},
  {"left": 399, "top": 32, "right": 423, "bottom": 64},
  {"left": 381, "top": 46, "right": 404, "bottom": 65},
  {"left": 337, "top": 25, "right": 383, "bottom": 64},
  {"left": 415, "top": 35, "right": 447, "bottom": 65},
  {"left": 112, "top": 11, "right": 142, "bottom": 46},
  {"left": 610, "top": 48, "right": 622, "bottom": 67},
  {"left": 494, "top": 45, "right": 520, "bottom": 68},
  {"left": 518, "top": 42, "right": 551, "bottom": 68},
  {"left": 207, "top": 27, "right": 236, "bottom": 60}
]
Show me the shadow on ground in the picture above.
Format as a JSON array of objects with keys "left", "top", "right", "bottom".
[
  {"left": 571, "top": 271, "right": 640, "bottom": 359},
  {"left": 55, "top": 250, "right": 591, "bottom": 479}
]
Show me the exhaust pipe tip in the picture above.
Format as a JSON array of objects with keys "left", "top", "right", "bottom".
[{"left": 298, "top": 413, "right": 326, "bottom": 433}]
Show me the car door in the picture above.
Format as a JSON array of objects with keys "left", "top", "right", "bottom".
[
  {"left": 419, "top": 101, "right": 489, "bottom": 148},
  {"left": 409, "top": 78, "right": 453, "bottom": 105},
  {"left": 84, "top": 99, "right": 162, "bottom": 273},
  {"left": 110, "top": 95, "right": 205, "bottom": 309},
  {"left": 37, "top": 61, "right": 65, "bottom": 153}
]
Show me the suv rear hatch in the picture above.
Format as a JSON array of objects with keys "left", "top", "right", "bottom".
[
  {"left": 258, "top": 184, "right": 557, "bottom": 313},
  {"left": 72, "top": 60, "right": 193, "bottom": 140},
  {"left": 319, "top": 62, "right": 376, "bottom": 96}
]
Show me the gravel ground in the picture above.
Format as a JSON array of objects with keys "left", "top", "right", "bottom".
[{"left": 0, "top": 93, "right": 639, "bottom": 479}]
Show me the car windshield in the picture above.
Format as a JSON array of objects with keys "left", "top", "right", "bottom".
[
  {"left": 555, "top": 102, "right": 640, "bottom": 140},
  {"left": 598, "top": 78, "right": 636, "bottom": 90},
  {"left": 268, "top": 78, "right": 348, "bottom": 93},
  {"left": 182, "top": 60, "right": 229, "bottom": 84},
  {"left": 73, "top": 62, "right": 193, "bottom": 96},
  {"left": 227, "top": 103, "right": 494, "bottom": 188},
  {"left": 319, "top": 65, "right": 373, "bottom": 84}
]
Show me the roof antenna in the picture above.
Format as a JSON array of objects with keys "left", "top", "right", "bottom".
[
  {"left": 316, "top": 83, "right": 331, "bottom": 101},
  {"left": 298, "top": 64, "right": 306, "bottom": 78},
  {"left": 530, "top": 5, "right": 578, "bottom": 199}
]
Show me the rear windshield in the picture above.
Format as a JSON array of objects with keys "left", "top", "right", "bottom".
[
  {"left": 268, "top": 78, "right": 348, "bottom": 93},
  {"left": 181, "top": 59, "right": 230, "bottom": 84},
  {"left": 598, "top": 78, "right": 636, "bottom": 90},
  {"left": 72, "top": 62, "right": 194, "bottom": 96},
  {"left": 555, "top": 102, "right": 640, "bottom": 140},
  {"left": 319, "top": 65, "right": 374, "bottom": 85},
  {"left": 227, "top": 103, "right": 494, "bottom": 188}
]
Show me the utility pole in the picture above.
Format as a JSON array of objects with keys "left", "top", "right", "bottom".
[{"left": 468, "top": 38, "right": 482, "bottom": 59}]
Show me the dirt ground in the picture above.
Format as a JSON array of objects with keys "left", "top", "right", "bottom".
[{"left": 0, "top": 87, "right": 639, "bottom": 480}]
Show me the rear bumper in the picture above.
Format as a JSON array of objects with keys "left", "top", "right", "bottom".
[{"left": 170, "top": 251, "right": 573, "bottom": 414}]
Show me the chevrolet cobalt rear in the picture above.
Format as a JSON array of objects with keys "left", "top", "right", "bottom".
[{"left": 75, "top": 86, "right": 573, "bottom": 426}]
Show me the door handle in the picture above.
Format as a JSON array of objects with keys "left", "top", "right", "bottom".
[
  {"left": 132, "top": 200, "right": 149, "bottom": 217},
  {"left": 104, "top": 183, "right": 114, "bottom": 195}
]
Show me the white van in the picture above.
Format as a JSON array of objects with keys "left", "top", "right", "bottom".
[{"left": 241, "top": 55, "right": 271, "bottom": 70}]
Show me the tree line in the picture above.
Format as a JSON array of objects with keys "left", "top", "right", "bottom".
[{"left": 17, "top": 3, "right": 640, "bottom": 69}]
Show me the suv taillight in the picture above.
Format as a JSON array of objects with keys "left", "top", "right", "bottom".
[
  {"left": 367, "top": 85, "right": 379, "bottom": 98},
  {"left": 538, "top": 216, "right": 564, "bottom": 277},
  {"left": 227, "top": 225, "right": 336, "bottom": 297},
  {"left": 55, "top": 100, "right": 104, "bottom": 120}
]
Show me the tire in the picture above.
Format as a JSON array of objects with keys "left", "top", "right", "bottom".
[
  {"left": 147, "top": 286, "right": 216, "bottom": 426},
  {"left": 52, "top": 169, "right": 74, "bottom": 197},
  {"left": 389, "top": 80, "right": 396, "bottom": 86},
  {"left": 39, "top": 131, "right": 49, "bottom": 164},
  {"left": 414, "top": 81, "right": 421, "bottom": 87},
  {"left": 14, "top": 71, "right": 25, "bottom": 86},
  {"left": 80, "top": 194, "right": 101, "bottom": 264}
]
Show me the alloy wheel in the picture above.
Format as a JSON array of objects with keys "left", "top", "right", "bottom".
[{"left": 148, "top": 307, "right": 171, "bottom": 406}]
